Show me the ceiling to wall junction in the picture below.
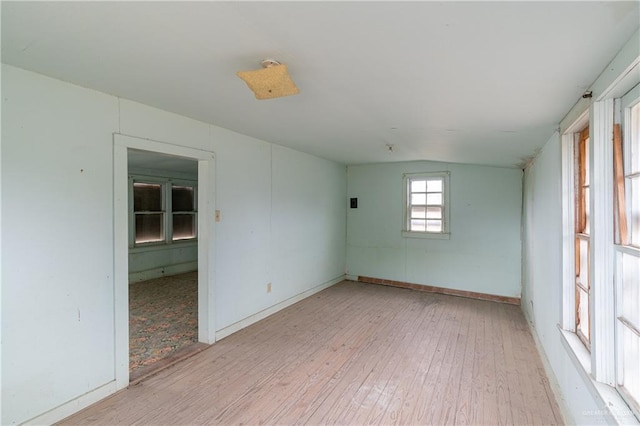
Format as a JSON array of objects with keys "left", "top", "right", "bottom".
[{"left": 2, "top": 1, "right": 638, "bottom": 168}]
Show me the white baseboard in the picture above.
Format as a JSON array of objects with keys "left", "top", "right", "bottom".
[
  {"left": 22, "top": 275, "right": 343, "bottom": 425},
  {"left": 215, "top": 275, "right": 345, "bottom": 341},
  {"left": 129, "top": 262, "right": 197, "bottom": 283},
  {"left": 23, "top": 381, "right": 117, "bottom": 426}
]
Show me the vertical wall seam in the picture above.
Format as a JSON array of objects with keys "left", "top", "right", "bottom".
[
  {"left": 270, "top": 144, "right": 273, "bottom": 285},
  {"left": 345, "top": 165, "right": 349, "bottom": 276}
]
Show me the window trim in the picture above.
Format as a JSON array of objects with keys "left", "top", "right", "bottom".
[
  {"left": 590, "top": 99, "right": 616, "bottom": 386},
  {"left": 615, "top": 86, "right": 640, "bottom": 418},
  {"left": 561, "top": 101, "right": 617, "bottom": 378},
  {"left": 401, "top": 171, "right": 450, "bottom": 240},
  {"left": 561, "top": 95, "right": 640, "bottom": 423},
  {"left": 562, "top": 110, "right": 588, "bottom": 333}
]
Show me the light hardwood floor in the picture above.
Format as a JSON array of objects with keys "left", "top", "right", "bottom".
[{"left": 60, "top": 281, "right": 563, "bottom": 425}]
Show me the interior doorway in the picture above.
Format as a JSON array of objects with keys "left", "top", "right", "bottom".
[
  {"left": 127, "top": 150, "right": 201, "bottom": 379},
  {"left": 113, "top": 134, "right": 216, "bottom": 389}
]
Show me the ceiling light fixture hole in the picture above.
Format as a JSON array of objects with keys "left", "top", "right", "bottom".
[{"left": 261, "top": 59, "right": 281, "bottom": 68}]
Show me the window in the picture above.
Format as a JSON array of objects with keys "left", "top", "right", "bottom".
[
  {"left": 614, "top": 93, "right": 640, "bottom": 416},
  {"left": 575, "top": 126, "right": 591, "bottom": 348},
  {"left": 562, "top": 85, "right": 640, "bottom": 422},
  {"left": 172, "top": 185, "right": 196, "bottom": 241},
  {"left": 131, "top": 177, "right": 197, "bottom": 246},
  {"left": 402, "top": 172, "right": 450, "bottom": 238},
  {"left": 134, "top": 183, "right": 165, "bottom": 244}
]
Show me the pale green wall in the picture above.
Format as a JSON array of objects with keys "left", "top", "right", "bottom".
[
  {"left": 1, "top": 64, "right": 347, "bottom": 425},
  {"left": 347, "top": 161, "right": 523, "bottom": 298}
]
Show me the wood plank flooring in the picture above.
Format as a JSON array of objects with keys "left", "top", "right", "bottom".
[{"left": 59, "top": 281, "right": 563, "bottom": 425}]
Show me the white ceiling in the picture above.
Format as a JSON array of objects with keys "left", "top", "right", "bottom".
[{"left": 2, "top": 1, "right": 639, "bottom": 168}]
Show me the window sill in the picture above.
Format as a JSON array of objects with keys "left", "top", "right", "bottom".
[
  {"left": 559, "top": 326, "right": 639, "bottom": 425},
  {"left": 402, "top": 231, "right": 450, "bottom": 240},
  {"left": 130, "top": 240, "right": 197, "bottom": 254}
]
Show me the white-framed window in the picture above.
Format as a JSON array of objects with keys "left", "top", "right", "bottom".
[
  {"left": 614, "top": 85, "right": 640, "bottom": 417},
  {"left": 171, "top": 184, "right": 197, "bottom": 241},
  {"left": 561, "top": 83, "right": 640, "bottom": 422},
  {"left": 575, "top": 126, "right": 592, "bottom": 348},
  {"left": 402, "top": 172, "right": 450, "bottom": 239},
  {"left": 130, "top": 175, "right": 197, "bottom": 246}
]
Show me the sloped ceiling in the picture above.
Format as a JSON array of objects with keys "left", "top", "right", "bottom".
[{"left": 2, "top": 1, "right": 639, "bottom": 168}]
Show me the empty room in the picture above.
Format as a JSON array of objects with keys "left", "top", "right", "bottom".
[{"left": 1, "top": 2, "right": 639, "bottom": 425}]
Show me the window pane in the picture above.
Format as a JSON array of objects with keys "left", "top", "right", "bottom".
[
  {"left": 411, "top": 180, "right": 426, "bottom": 192},
  {"left": 621, "top": 325, "right": 640, "bottom": 406},
  {"left": 426, "top": 207, "right": 442, "bottom": 219},
  {"left": 173, "top": 214, "right": 196, "bottom": 240},
  {"left": 411, "top": 219, "right": 426, "bottom": 232},
  {"left": 577, "top": 287, "right": 590, "bottom": 341},
  {"left": 577, "top": 238, "right": 590, "bottom": 290},
  {"left": 172, "top": 186, "right": 194, "bottom": 212},
  {"left": 134, "top": 183, "right": 162, "bottom": 211},
  {"left": 583, "top": 188, "right": 590, "bottom": 234},
  {"left": 426, "top": 193, "right": 443, "bottom": 205},
  {"left": 411, "top": 193, "right": 426, "bottom": 205},
  {"left": 582, "top": 138, "right": 590, "bottom": 186},
  {"left": 621, "top": 253, "right": 640, "bottom": 328},
  {"left": 426, "top": 220, "right": 442, "bottom": 232},
  {"left": 426, "top": 179, "right": 443, "bottom": 192},
  {"left": 411, "top": 207, "right": 426, "bottom": 219},
  {"left": 135, "top": 213, "right": 163, "bottom": 243}
]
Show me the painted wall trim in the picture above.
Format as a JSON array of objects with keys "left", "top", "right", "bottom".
[
  {"left": 113, "top": 133, "right": 217, "bottom": 392},
  {"left": 215, "top": 275, "right": 345, "bottom": 341},
  {"left": 129, "top": 261, "right": 198, "bottom": 283},
  {"left": 358, "top": 275, "right": 521, "bottom": 305},
  {"left": 22, "top": 381, "right": 117, "bottom": 426}
]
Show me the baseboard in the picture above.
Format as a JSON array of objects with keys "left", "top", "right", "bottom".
[
  {"left": 215, "top": 275, "right": 345, "bottom": 341},
  {"left": 23, "top": 381, "right": 117, "bottom": 425},
  {"left": 357, "top": 275, "right": 521, "bottom": 305},
  {"left": 129, "top": 262, "right": 197, "bottom": 283}
]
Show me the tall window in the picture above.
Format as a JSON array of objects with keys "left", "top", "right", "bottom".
[
  {"left": 172, "top": 185, "right": 196, "bottom": 241},
  {"left": 615, "top": 96, "right": 640, "bottom": 416},
  {"left": 134, "top": 183, "right": 165, "bottom": 244},
  {"left": 403, "top": 172, "right": 450, "bottom": 238},
  {"left": 575, "top": 127, "right": 591, "bottom": 347},
  {"left": 132, "top": 177, "right": 197, "bottom": 246}
]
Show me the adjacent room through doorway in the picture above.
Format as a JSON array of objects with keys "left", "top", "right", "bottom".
[{"left": 127, "top": 149, "right": 201, "bottom": 379}]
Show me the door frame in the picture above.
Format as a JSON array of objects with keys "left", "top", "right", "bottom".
[{"left": 113, "top": 133, "right": 216, "bottom": 389}]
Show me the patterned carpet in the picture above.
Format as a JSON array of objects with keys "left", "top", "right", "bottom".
[{"left": 129, "top": 271, "right": 198, "bottom": 373}]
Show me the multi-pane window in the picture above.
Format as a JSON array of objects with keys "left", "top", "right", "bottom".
[
  {"left": 575, "top": 127, "right": 591, "bottom": 348},
  {"left": 403, "top": 172, "right": 450, "bottom": 237},
  {"left": 134, "top": 183, "right": 164, "bottom": 244},
  {"left": 132, "top": 178, "right": 197, "bottom": 246},
  {"left": 615, "top": 95, "right": 640, "bottom": 416},
  {"left": 172, "top": 185, "right": 196, "bottom": 241}
]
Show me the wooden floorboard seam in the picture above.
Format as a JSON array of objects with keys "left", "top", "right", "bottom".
[{"left": 58, "top": 281, "right": 563, "bottom": 426}]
